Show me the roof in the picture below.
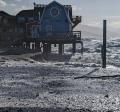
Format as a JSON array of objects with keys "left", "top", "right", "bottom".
[
  {"left": 0, "top": 11, "right": 16, "bottom": 22},
  {"left": 34, "top": 3, "right": 46, "bottom": 8},
  {"left": 16, "top": 9, "right": 34, "bottom": 17},
  {"left": 0, "top": 11, "right": 14, "bottom": 17},
  {"left": 0, "top": 11, "right": 9, "bottom": 16},
  {"left": 40, "top": 1, "right": 72, "bottom": 25},
  {"left": 34, "top": 1, "right": 71, "bottom": 9}
]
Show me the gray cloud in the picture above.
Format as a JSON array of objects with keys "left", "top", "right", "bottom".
[
  {"left": 0, "top": 0, "right": 7, "bottom": 7},
  {"left": 15, "top": 0, "right": 21, "bottom": 2}
]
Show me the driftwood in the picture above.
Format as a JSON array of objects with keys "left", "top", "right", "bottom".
[
  {"left": 74, "top": 68, "right": 120, "bottom": 80},
  {"left": 74, "top": 68, "right": 99, "bottom": 79}
]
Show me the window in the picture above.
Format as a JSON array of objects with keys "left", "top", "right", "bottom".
[
  {"left": 18, "top": 17, "right": 25, "bottom": 23},
  {"left": 50, "top": 7, "right": 59, "bottom": 17}
]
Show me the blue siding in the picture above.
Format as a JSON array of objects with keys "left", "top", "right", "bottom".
[{"left": 39, "top": 1, "right": 72, "bottom": 38}]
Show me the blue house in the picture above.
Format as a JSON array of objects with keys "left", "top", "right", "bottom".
[
  {"left": 38, "top": 1, "right": 72, "bottom": 38},
  {"left": 0, "top": 1, "right": 83, "bottom": 53},
  {"left": 16, "top": 1, "right": 82, "bottom": 54},
  {"left": 25, "top": 1, "right": 81, "bottom": 39}
]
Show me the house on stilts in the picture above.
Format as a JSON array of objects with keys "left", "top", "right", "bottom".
[{"left": 0, "top": 1, "right": 83, "bottom": 55}]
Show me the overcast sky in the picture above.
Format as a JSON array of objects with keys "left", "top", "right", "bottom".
[{"left": 0, "top": 0, "right": 120, "bottom": 29}]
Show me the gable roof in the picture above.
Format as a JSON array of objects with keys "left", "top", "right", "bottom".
[
  {"left": 16, "top": 9, "right": 34, "bottom": 17},
  {"left": 0, "top": 11, "right": 15, "bottom": 21},
  {"left": 0, "top": 11, "right": 9, "bottom": 16},
  {"left": 47, "top": 1, "right": 63, "bottom": 6},
  {"left": 40, "top": 1, "right": 72, "bottom": 25},
  {"left": 0, "top": 11, "right": 14, "bottom": 17}
]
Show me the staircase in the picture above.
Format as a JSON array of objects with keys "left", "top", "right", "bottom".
[{"left": 72, "top": 16, "right": 82, "bottom": 29}]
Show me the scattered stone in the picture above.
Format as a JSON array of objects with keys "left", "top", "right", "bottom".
[{"left": 105, "top": 94, "right": 109, "bottom": 98}]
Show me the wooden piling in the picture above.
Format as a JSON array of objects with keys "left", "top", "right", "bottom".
[
  {"left": 81, "top": 42, "right": 83, "bottom": 55},
  {"left": 23, "top": 42, "right": 26, "bottom": 48},
  {"left": 72, "top": 43, "right": 76, "bottom": 54},
  {"left": 59, "top": 43, "right": 64, "bottom": 55},
  {"left": 43, "top": 43, "right": 48, "bottom": 55},
  {"left": 102, "top": 20, "right": 107, "bottom": 68},
  {"left": 54, "top": 44, "right": 57, "bottom": 47},
  {"left": 47, "top": 43, "right": 51, "bottom": 54},
  {"left": 26, "top": 42, "right": 30, "bottom": 49},
  {"left": 35, "top": 42, "right": 40, "bottom": 50}
]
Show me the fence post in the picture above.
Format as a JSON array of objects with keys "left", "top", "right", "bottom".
[{"left": 102, "top": 20, "right": 107, "bottom": 68}]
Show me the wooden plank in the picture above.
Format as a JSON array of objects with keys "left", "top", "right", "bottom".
[{"left": 74, "top": 68, "right": 99, "bottom": 79}]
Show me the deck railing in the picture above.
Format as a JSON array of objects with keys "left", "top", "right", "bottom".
[
  {"left": 65, "top": 31, "right": 81, "bottom": 40},
  {"left": 72, "top": 16, "right": 82, "bottom": 28},
  {"left": 26, "top": 31, "right": 81, "bottom": 40},
  {"left": 72, "top": 16, "right": 82, "bottom": 23}
]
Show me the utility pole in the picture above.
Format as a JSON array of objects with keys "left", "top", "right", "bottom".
[{"left": 102, "top": 20, "right": 107, "bottom": 68}]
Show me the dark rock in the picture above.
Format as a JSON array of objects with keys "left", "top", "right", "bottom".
[{"left": 105, "top": 94, "right": 109, "bottom": 98}]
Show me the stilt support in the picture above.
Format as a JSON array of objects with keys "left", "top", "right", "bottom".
[
  {"left": 47, "top": 43, "right": 51, "bottom": 54},
  {"left": 59, "top": 43, "right": 64, "bottom": 55},
  {"left": 43, "top": 43, "right": 48, "bottom": 55},
  {"left": 81, "top": 42, "right": 83, "bottom": 54},
  {"left": 23, "top": 42, "right": 26, "bottom": 48},
  {"left": 72, "top": 43, "right": 76, "bottom": 54},
  {"left": 35, "top": 42, "right": 40, "bottom": 50},
  {"left": 26, "top": 42, "right": 30, "bottom": 49}
]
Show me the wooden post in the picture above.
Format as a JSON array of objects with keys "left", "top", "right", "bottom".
[
  {"left": 43, "top": 43, "right": 48, "bottom": 55},
  {"left": 59, "top": 43, "right": 64, "bottom": 55},
  {"left": 72, "top": 43, "right": 76, "bottom": 54},
  {"left": 23, "top": 42, "right": 26, "bottom": 48},
  {"left": 26, "top": 42, "right": 30, "bottom": 49},
  {"left": 54, "top": 44, "right": 57, "bottom": 47},
  {"left": 102, "top": 20, "right": 107, "bottom": 68},
  {"left": 47, "top": 43, "right": 51, "bottom": 54},
  {"left": 81, "top": 42, "right": 83, "bottom": 55},
  {"left": 35, "top": 42, "right": 40, "bottom": 50}
]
